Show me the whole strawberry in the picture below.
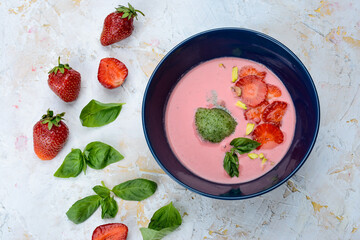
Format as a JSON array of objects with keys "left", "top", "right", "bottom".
[
  {"left": 100, "top": 3, "right": 145, "bottom": 46},
  {"left": 33, "top": 110, "right": 69, "bottom": 160},
  {"left": 48, "top": 57, "right": 81, "bottom": 102}
]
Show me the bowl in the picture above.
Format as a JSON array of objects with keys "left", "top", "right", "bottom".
[{"left": 142, "top": 28, "right": 320, "bottom": 200}]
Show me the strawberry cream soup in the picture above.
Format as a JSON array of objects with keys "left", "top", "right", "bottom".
[{"left": 165, "top": 57, "right": 296, "bottom": 184}]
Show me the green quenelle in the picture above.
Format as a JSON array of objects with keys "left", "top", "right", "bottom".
[{"left": 195, "top": 108, "right": 237, "bottom": 143}]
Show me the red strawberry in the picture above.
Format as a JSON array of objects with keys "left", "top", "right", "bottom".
[
  {"left": 244, "top": 100, "right": 269, "bottom": 124},
  {"left": 239, "top": 66, "right": 266, "bottom": 80},
  {"left": 262, "top": 101, "right": 288, "bottom": 126},
  {"left": 48, "top": 57, "right": 81, "bottom": 102},
  {"left": 98, "top": 58, "right": 128, "bottom": 89},
  {"left": 252, "top": 123, "right": 284, "bottom": 149},
  {"left": 266, "top": 84, "right": 282, "bottom": 99},
  {"left": 33, "top": 110, "right": 69, "bottom": 160},
  {"left": 92, "top": 223, "right": 128, "bottom": 240},
  {"left": 100, "top": 3, "right": 145, "bottom": 46},
  {"left": 235, "top": 75, "right": 268, "bottom": 107}
]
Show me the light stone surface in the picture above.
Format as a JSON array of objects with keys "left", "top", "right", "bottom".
[{"left": 1, "top": 0, "right": 360, "bottom": 239}]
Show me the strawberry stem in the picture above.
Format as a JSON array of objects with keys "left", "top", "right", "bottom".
[
  {"left": 115, "top": 3, "right": 145, "bottom": 20},
  {"left": 41, "top": 109, "right": 65, "bottom": 130},
  {"left": 48, "top": 57, "right": 71, "bottom": 75}
]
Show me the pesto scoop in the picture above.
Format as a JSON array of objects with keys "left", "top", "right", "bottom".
[{"left": 195, "top": 108, "right": 237, "bottom": 143}]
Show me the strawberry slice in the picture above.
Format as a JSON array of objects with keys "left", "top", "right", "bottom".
[
  {"left": 262, "top": 101, "right": 288, "bottom": 126},
  {"left": 266, "top": 84, "right": 282, "bottom": 99},
  {"left": 239, "top": 66, "right": 266, "bottom": 80},
  {"left": 244, "top": 100, "right": 269, "bottom": 124},
  {"left": 252, "top": 123, "right": 284, "bottom": 149},
  {"left": 235, "top": 75, "right": 267, "bottom": 107},
  {"left": 98, "top": 58, "right": 128, "bottom": 89},
  {"left": 92, "top": 223, "right": 128, "bottom": 240}
]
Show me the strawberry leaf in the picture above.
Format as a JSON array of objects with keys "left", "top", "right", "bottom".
[
  {"left": 115, "top": 3, "right": 144, "bottom": 20},
  {"left": 48, "top": 56, "right": 72, "bottom": 74},
  {"left": 41, "top": 109, "right": 65, "bottom": 130}
]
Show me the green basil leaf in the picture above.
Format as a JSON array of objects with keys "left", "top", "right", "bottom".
[
  {"left": 223, "top": 152, "right": 239, "bottom": 177},
  {"left": 80, "top": 99, "right": 124, "bottom": 127},
  {"left": 82, "top": 159, "right": 87, "bottom": 174},
  {"left": 148, "top": 202, "right": 182, "bottom": 231},
  {"left": 112, "top": 178, "right": 157, "bottom": 201},
  {"left": 100, "top": 196, "right": 118, "bottom": 219},
  {"left": 140, "top": 202, "right": 182, "bottom": 240},
  {"left": 230, "top": 137, "right": 261, "bottom": 154},
  {"left": 54, "top": 149, "right": 84, "bottom": 178},
  {"left": 140, "top": 227, "right": 179, "bottom": 240},
  {"left": 66, "top": 195, "right": 101, "bottom": 224},
  {"left": 84, "top": 141, "right": 124, "bottom": 169},
  {"left": 93, "top": 185, "right": 111, "bottom": 198},
  {"left": 140, "top": 228, "right": 164, "bottom": 240}
]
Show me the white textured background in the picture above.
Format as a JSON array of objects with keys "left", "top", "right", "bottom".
[{"left": 1, "top": 0, "right": 360, "bottom": 239}]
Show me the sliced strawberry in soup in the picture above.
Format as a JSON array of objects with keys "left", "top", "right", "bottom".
[
  {"left": 252, "top": 123, "right": 284, "bottom": 149},
  {"left": 244, "top": 100, "right": 269, "bottom": 124},
  {"left": 266, "top": 84, "right": 282, "bottom": 99},
  {"left": 262, "top": 101, "right": 288, "bottom": 126},
  {"left": 235, "top": 75, "right": 267, "bottom": 107},
  {"left": 239, "top": 65, "right": 266, "bottom": 80}
]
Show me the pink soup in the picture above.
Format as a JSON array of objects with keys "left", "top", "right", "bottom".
[{"left": 165, "top": 57, "right": 296, "bottom": 184}]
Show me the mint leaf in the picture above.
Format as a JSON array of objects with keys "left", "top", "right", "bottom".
[
  {"left": 54, "top": 149, "right": 84, "bottom": 178},
  {"left": 112, "top": 178, "right": 157, "bottom": 201},
  {"left": 100, "top": 196, "right": 118, "bottom": 219},
  {"left": 140, "top": 202, "right": 182, "bottom": 240},
  {"left": 223, "top": 152, "right": 239, "bottom": 177},
  {"left": 80, "top": 99, "right": 124, "bottom": 127},
  {"left": 84, "top": 141, "right": 124, "bottom": 169},
  {"left": 230, "top": 137, "right": 261, "bottom": 154},
  {"left": 66, "top": 195, "right": 101, "bottom": 224}
]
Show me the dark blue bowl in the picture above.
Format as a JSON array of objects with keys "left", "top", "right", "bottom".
[{"left": 142, "top": 28, "right": 320, "bottom": 200}]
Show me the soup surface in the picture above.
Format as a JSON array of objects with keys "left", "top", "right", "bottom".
[{"left": 165, "top": 57, "right": 296, "bottom": 184}]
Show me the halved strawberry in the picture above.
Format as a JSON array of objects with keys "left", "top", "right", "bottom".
[
  {"left": 92, "top": 223, "right": 128, "bottom": 240},
  {"left": 239, "top": 66, "right": 266, "bottom": 80},
  {"left": 266, "top": 84, "right": 282, "bottom": 99},
  {"left": 252, "top": 123, "right": 284, "bottom": 149},
  {"left": 235, "top": 75, "right": 267, "bottom": 107},
  {"left": 262, "top": 101, "right": 288, "bottom": 126},
  {"left": 98, "top": 58, "right": 128, "bottom": 89},
  {"left": 244, "top": 100, "right": 269, "bottom": 124}
]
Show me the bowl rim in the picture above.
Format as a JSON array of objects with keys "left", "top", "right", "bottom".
[{"left": 142, "top": 27, "right": 320, "bottom": 200}]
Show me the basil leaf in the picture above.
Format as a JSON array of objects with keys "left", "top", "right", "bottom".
[
  {"left": 112, "top": 178, "right": 157, "bottom": 201},
  {"left": 84, "top": 141, "right": 124, "bottom": 169},
  {"left": 148, "top": 202, "right": 182, "bottom": 231},
  {"left": 93, "top": 185, "right": 111, "bottom": 198},
  {"left": 223, "top": 152, "right": 239, "bottom": 177},
  {"left": 80, "top": 99, "right": 124, "bottom": 127},
  {"left": 140, "top": 227, "right": 178, "bottom": 240},
  {"left": 66, "top": 195, "right": 101, "bottom": 224},
  {"left": 100, "top": 196, "right": 118, "bottom": 219},
  {"left": 54, "top": 149, "right": 84, "bottom": 178},
  {"left": 140, "top": 202, "right": 182, "bottom": 240},
  {"left": 230, "top": 137, "right": 261, "bottom": 154},
  {"left": 82, "top": 159, "right": 87, "bottom": 174},
  {"left": 140, "top": 228, "right": 165, "bottom": 240}
]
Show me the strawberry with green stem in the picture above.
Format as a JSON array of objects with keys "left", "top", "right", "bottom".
[
  {"left": 33, "top": 109, "right": 69, "bottom": 160},
  {"left": 100, "top": 3, "right": 145, "bottom": 46},
  {"left": 48, "top": 57, "right": 81, "bottom": 102}
]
